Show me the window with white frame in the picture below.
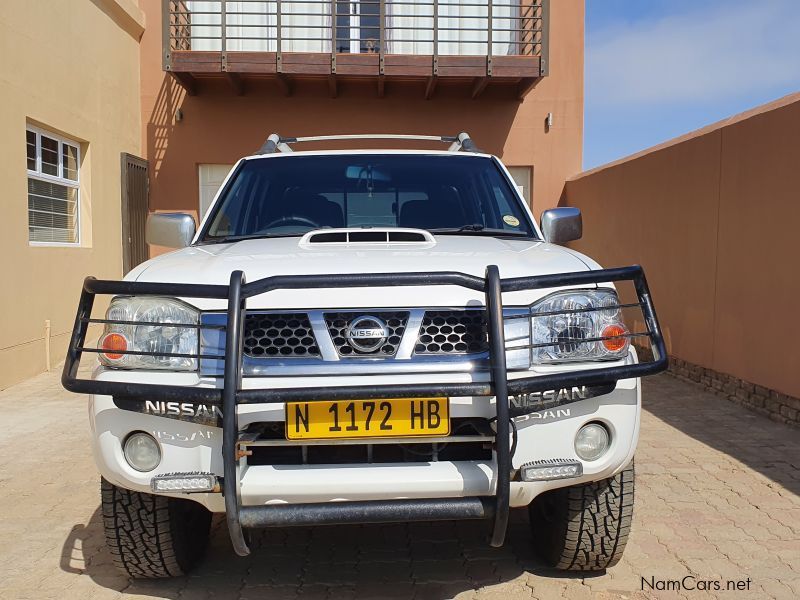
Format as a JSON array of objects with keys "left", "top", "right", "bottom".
[{"left": 26, "top": 126, "right": 81, "bottom": 245}]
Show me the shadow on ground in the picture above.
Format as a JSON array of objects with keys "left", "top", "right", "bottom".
[
  {"left": 60, "top": 506, "right": 591, "bottom": 599},
  {"left": 642, "top": 374, "right": 799, "bottom": 496}
]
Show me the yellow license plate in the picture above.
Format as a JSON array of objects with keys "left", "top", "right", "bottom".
[{"left": 285, "top": 398, "right": 450, "bottom": 440}]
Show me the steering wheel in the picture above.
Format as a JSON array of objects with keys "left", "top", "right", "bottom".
[{"left": 263, "top": 215, "right": 320, "bottom": 229}]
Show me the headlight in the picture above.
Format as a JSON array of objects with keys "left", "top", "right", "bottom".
[
  {"left": 530, "top": 289, "right": 629, "bottom": 364},
  {"left": 504, "top": 311, "right": 532, "bottom": 370},
  {"left": 98, "top": 297, "right": 199, "bottom": 370}
]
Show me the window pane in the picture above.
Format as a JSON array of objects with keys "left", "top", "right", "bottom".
[
  {"left": 28, "top": 177, "right": 78, "bottom": 243},
  {"left": 41, "top": 136, "right": 59, "bottom": 176},
  {"left": 62, "top": 144, "right": 79, "bottom": 181},
  {"left": 335, "top": 0, "right": 350, "bottom": 52},
  {"left": 360, "top": 1, "right": 380, "bottom": 53},
  {"left": 26, "top": 130, "right": 36, "bottom": 171}
]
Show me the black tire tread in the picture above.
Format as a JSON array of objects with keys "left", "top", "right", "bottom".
[
  {"left": 531, "top": 460, "right": 634, "bottom": 571},
  {"left": 101, "top": 478, "right": 211, "bottom": 578}
]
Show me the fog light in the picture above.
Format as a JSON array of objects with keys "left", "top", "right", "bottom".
[
  {"left": 520, "top": 460, "right": 583, "bottom": 481},
  {"left": 123, "top": 432, "right": 161, "bottom": 472},
  {"left": 574, "top": 423, "right": 610, "bottom": 461},
  {"left": 151, "top": 473, "right": 217, "bottom": 493}
]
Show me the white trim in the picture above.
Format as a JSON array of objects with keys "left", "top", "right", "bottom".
[
  {"left": 26, "top": 124, "right": 82, "bottom": 247},
  {"left": 28, "top": 241, "right": 84, "bottom": 248},
  {"left": 27, "top": 170, "right": 80, "bottom": 188}
]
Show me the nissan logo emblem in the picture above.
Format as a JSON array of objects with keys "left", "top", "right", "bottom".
[{"left": 345, "top": 316, "right": 389, "bottom": 353}]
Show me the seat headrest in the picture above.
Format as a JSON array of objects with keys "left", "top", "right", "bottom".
[
  {"left": 281, "top": 190, "right": 345, "bottom": 227},
  {"left": 399, "top": 187, "right": 466, "bottom": 229}
]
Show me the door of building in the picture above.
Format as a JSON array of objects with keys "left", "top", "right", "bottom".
[
  {"left": 336, "top": 0, "right": 380, "bottom": 53},
  {"left": 120, "top": 153, "right": 149, "bottom": 274}
]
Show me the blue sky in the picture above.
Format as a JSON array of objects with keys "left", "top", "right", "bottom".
[{"left": 583, "top": 0, "right": 800, "bottom": 169}]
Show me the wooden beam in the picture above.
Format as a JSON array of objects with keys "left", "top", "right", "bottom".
[
  {"left": 328, "top": 75, "right": 338, "bottom": 98},
  {"left": 516, "top": 77, "right": 540, "bottom": 101},
  {"left": 169, "top": 71, "right": 197, "bottom": 96},
  {"left": 377, "top": 75, "right": 385, "bottom": 98},
  {"left": 170, "top": 51, "right": 223, "bottom": 73},
  {"left": 280, "top": 52, "right": 331, "bottom": 75},
  {"left": 471, "top": 77, "right": 489, "bottom": 99},
  {"left": 275, "top": 73, "right": 292, "bottom": 97},
  {"left": 424, "top": 76, "right": 438, "bottom": 100},
  {"left": 225, "top": 73, "right": 244, "bottom": 96}
]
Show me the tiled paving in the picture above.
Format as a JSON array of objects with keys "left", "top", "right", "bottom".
[{"left": 0, "top": 370, "right": 797, "bottom": 599}]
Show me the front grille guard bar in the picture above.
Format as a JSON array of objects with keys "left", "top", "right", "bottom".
[{"left": 62, "top": 265, "right": 667, "bottom": 556}]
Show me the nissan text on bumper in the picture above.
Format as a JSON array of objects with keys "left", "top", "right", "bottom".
[{"left": 63, "top": 133, "right": 667, "bottom": 578}]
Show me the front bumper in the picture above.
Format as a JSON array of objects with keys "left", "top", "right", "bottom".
[
  {"left": 64, "top": 265, "right": 665, "bottom": 555},
  {"left": 90, "top": 371, "right": 639, "bottom": 510}
]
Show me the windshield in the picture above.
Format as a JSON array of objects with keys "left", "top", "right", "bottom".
[{"left": 200, "top": 154, "right": 537, "bottom": 242}]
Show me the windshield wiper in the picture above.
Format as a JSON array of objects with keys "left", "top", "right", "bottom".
[
  {"left": 200, "top": 232, "right": 303, "bottom": 245},
  {"left": 429, "top": 225, "right": 531, "bottom": 237}
]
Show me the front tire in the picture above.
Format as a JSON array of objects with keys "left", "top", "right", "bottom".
[
  {"left": 101, "top": 478, "right": 212, "bottom": 578},
  {"left": 529, "top": 461, "right": 634, "bottom": 571}
]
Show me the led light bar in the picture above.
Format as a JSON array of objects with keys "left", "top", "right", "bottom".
[
  {"left": 151, "top": 473, "right": 219, "bottom": 493},
  {"left": 520, "top": 460, "right": 583, "bottom": 482}
]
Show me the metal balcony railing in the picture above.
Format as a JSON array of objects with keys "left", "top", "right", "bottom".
[{"left": 164, "top": 0, "right": 548, "bottom": 65}]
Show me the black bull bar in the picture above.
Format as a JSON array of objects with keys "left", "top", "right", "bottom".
[{"left": 62, "top": 265, "right": 667, "bottom": 555}]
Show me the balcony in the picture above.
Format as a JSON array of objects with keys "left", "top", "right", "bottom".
[{"left": 163, "top": 0, "right": 548, "bottom": 98}]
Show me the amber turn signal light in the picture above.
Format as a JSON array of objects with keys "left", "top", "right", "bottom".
[
  {"left": 100, "top": 332, "right": 128, "bottom": 360},
  {"left": 601, "top": 324, "right": 628, "bottom": 352}
]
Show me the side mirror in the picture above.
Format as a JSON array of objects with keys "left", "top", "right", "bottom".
[
  {"left": 540, "top": 207, "right": 582, "bottom": 245},
  {"left": 146, "top": 213, "right": 196, "bottom": 248}
]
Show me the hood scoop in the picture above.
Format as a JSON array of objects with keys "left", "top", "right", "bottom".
[{"left": 299, "top": 228, "right": 436, "bottom": 247}]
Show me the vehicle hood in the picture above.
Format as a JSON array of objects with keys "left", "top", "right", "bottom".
[{"left": 129, "top": 235, "right": 598, "bottom": 309}]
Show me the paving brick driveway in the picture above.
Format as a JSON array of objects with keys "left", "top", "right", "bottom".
[{"left": 0, "top": 371, "right": 797, "bottom": 600}]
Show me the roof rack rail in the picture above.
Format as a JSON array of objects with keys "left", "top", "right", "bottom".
[{"left": 257, "top": 132, "right": 481, "bottom": 155}]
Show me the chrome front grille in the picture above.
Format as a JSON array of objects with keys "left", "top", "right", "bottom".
[
  {"left": 324, "top": 311, "right": 409, "bottom": 356},
  {"left": 201, "top": 307, "right": 528, "bottom": 377},
  {"left": 243, "top": 313, "right": 320, "bottom": 358},
  {"left": 414, "top": 310, "right": 489, "bottom": 355},
  {"left": 237, "top": 310, "right": 489, "bottom": 359}
]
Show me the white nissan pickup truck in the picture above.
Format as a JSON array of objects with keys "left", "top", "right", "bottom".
[{"left": 63, "top": 132, "right": 667, "bottom": 578}]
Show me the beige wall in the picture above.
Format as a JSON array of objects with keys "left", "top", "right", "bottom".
[
  {"left": 138, "top": 0, "right": 584, "bottom": 223},
  {"left": 0, "top": 0, "right": 144, "bottom": 389},
  {"left": 564, "top": 93, "right": 800, "bottom": 398}
]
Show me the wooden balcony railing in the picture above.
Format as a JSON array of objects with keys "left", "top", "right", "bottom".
[{"left": 162, "top": 0, "right": 548, "bottom": 98}]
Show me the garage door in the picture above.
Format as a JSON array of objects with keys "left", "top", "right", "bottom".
[{"left": 199, "top": 164, "right": 235, "bottom": 222}]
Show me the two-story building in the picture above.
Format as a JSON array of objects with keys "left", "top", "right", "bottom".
[
  {"left": 0, "top": 0, "right": 144, "bottom": 389},
  {"left": 138, "top": 0, "right": 584, "bottom": 254},
  {"left": 1, "top": 0, "right": 583, "bottom": 388}
]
